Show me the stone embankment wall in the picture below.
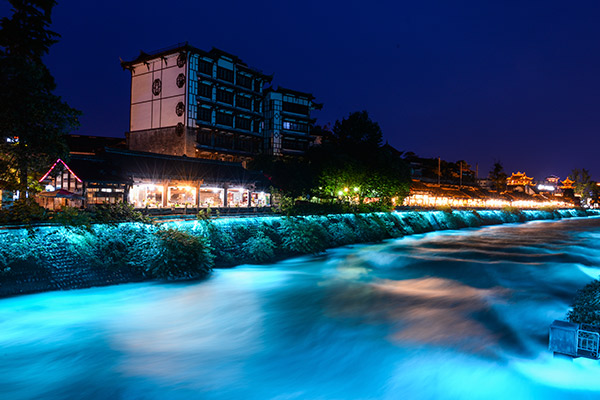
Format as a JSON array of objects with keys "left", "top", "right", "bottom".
[{"left": 0, "top": 209, "right": 595, "bottom": 298}]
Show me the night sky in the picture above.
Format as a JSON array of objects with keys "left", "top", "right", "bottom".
[{"left": 3, "top": 0, "right": 600, "bottom": 180}]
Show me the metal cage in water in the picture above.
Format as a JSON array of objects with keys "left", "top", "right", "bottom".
[{"left": 549, "top": 320, "right": 600, "bottom": 359}]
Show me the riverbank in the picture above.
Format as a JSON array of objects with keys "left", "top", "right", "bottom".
[{"left": 0, "top": 208, "right": 596, "bottom": 298}]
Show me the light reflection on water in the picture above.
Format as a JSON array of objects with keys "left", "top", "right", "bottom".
[{"left": 2, "top": 218, "right": 600, "bottom": 399}]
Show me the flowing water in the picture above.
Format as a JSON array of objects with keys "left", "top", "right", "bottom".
[{"left": 2, "top": 217, "right": 600, "bottom": 399}]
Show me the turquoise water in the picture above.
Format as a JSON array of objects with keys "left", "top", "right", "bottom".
[{"left": 2, "top": 217, "right": 600, "bottom": 399}]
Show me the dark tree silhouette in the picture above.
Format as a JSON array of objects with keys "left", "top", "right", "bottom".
[
  {"left": 0, "top": 0, "right": 80, "bottom": 199},
  {"left": 489, "top": 161, "right": 507, "bottom": 192}
]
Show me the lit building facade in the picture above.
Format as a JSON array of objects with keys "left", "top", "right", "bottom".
[
  {"left": 264, "top": 87, "right": 321, "bottom": 155},
  {"left": 121, "top": 43, "right": 320, "bottom": 161},
  {"left": 507, "top": 172, "right": 535, "bottom": 195},
  {"left": 122, "top": 44, "right": 272, "bottom": 163},
  {"left": 36, "top": 148, "right": 271, "bottom": 210}
]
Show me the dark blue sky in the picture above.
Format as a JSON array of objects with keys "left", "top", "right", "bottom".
[{"left": 3, "top": 0, "right": 600, "bottom": 180}]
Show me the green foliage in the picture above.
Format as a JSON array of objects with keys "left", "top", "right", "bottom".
[
  {"left": 72, "top": 224, "right": 213, "bottom": 280},
  {"left": 52, "top": 206, "right": 92, "bottom": 227},
  {"left": 325, "top": 218, "right": 358, "bottom": 246},
  {"left": 197, "top": 207, "right": 217, "bottom": 221},
  {"left": 231, "top": 223, "right": 256, "bottom": 243},
  {"left": 0, "top": 201, "right": 153, "bottom": 227},
  {"left": 277, "top": 199, "right": 394, "bottom": 216},
  {"left": 248, "top": 111, "right": 410, "bottom": 213},
  {"left": 436, "top": 205, "right": 453, "bottom": 213},
  {"left": 202, "top": 221, "right": 237, "bottom": 266},
  {"left": 501, "top": 206, "right": 525, "bottom": 222},
  {"left": 353, "top": 214, "right": 390, "bottom": 242},
  {"left": 258, "top": 221, "right": 283, "bottom": 247},
  {"left": 569, "top": 168, "right": 600, "bottom": 206},
  {"left": 241, "top": 231, "right": 277, "bottom": 263},
  {"left": 567, "top": 280, "right": 600, "bottom": 326},
  {"left": 88, "top": 202, "right": 152, "bottom": 224},
  {"left": 271, "top": 189, "right": 297, "bottom": 216},
  {"left": 0, "top": 231, "right": 39, "bottom": 274},
  {"left": 71, "top": 224, "right": 156, "bottom": 270},
  {"left": 147, "top": 228, "right": 213, "bottom": 280},
  {"left": 0, "top": 198, "right": 47, "bottom": 225},
  {"left": 280, "top": 217, "right": 330, "bottom": 254}
]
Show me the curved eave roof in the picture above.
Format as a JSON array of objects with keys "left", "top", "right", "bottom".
[{"left": 120, "top": 44, "right": 273, "bottom": 81}]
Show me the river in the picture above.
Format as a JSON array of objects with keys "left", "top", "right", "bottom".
[{"left": 2, "top": 217, "right": 600, "bottom": 399}]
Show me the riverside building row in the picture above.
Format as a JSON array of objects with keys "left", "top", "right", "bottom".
[{"left": 21, "top": 43, "right": 323, "bottom": 211}]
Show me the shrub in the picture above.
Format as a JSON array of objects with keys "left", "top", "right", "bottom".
[
  {"left": 197, "top": 207, "right": 218, "bottom": 221},
  {"left": 0, "top": 231, "right": 39, "bottom": 274},
  {"left": 202, "top": 221, "right": 237, "bottom": 266},
  {"left": 259, "top": 222, "right": 283, "bottom": 247},
  {"left": 325, "top": 220, "right": 357, "bottom": 246},
  {"left": 147, "top": 228, "right": 214, "bottom": 280},
  {"left": 279, "top": 216, "right": 330, "bottom": 254},
  {"left": 0, "top": 199, "right": 48, "bottom": 225},
  {"left": 52, "top": 206, "right": 92, "bottom": 227},
  {"left": 71, "top": 224, "right": 157, "bottom": 271},
  {"left": 567, "top": 280, "right": 600, "bottom": 326},
  {"left": 89, "top": 202, "right": 153, "bottom": 224},
  {"left": 350, "top": 214, "right": 389, "bottom": 242},
  {"left": 231, "top": 223, "right": 256, "bottom": 243},
  {"left": 436, "top": 205, "right": 453, "bottom": 213},
  {"left": 241, "top": 231, "right": 277, "bottom": 263}
]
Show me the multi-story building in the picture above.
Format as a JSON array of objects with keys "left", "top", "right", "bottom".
[
  {"left": 264, "top": 87, "right": 322, "bottom": 155},
  {"left": 121, "top": 43, "right": 320, "bottom": 161},
  {"left": 121, "top": 43, "right": 272, "bottom": 163}
]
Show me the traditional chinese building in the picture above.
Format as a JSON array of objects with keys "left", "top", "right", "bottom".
[
  {"left": 559, "top": 177, "right": 576, "bottom": 202},
  {"left": 121, "top": 43, "right": 319, "bottom": 162},
  {"left": 37, "top": 148, "right": 271, "bottom": 210},
  {"left": 507, "top": 172, "right": 534, "bottom": 187}
]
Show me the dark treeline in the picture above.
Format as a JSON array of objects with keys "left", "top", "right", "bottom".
[{"left": 250, "top": 111, "right": 411, "bottom": 213}]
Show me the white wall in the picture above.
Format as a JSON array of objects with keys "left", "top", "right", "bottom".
[{"left": 129, "top": 52, "right": 187, "bottom": 131}]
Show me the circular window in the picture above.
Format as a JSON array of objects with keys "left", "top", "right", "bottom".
[
  {"left": 177, "top": 52, "right": 187, "bottom": 68},
  {"left": 176, "top": 102, "right": 185, "bottom": 116},
  {"left": 152, "top": 79, "right": 162, "bottom": 96},
  {"left": 176, "top": 73, "right": 185, "bottom": 88}
]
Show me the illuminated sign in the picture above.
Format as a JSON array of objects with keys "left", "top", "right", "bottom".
[{"left": 537, "top": 185, "right": 555, "bottom": 191}]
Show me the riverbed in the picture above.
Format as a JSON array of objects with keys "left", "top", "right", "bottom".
[{"left": 2, "top": 217, "right": 600, "bottom": 399}]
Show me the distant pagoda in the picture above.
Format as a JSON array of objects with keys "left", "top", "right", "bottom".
[
  {"left": 560, "top": 177, "right": 575, "bottom": 190},
  {"left": 507, "top": 172, "right": 534, "bottom": 187}
]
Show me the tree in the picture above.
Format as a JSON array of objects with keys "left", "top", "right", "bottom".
[
  {"left": 0, "top": 0, "right": 80, "bottom": 199},
  {"left": 332, "top": 110, "right": 383, "bottom": 155},
  {"left": 249, "top": 114, "right": 411, "bottom": 210},
  {"left": 489, "top": 161, "right": 507, "bottom": 192},
  {"left": 569, "top": 168, "right": 597, "bottom": 206},
  {"left": 312, "top": 113, "right": 410, "bottom": 205}
]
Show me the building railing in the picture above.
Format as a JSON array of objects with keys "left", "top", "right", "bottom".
[{"left": 196, "top": 131, "right": 261, "bottom": 154}]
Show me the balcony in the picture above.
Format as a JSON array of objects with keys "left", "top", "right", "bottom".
[{"left": 197, "top": 130, "right": 261, "bottom": 155}]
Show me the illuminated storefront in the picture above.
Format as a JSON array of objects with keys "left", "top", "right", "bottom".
[
  {"left": 199, "top": 187, "right": 224, "bottom": 208},
  {"left": 227, "top": 188, "right": 249, "bottom": 207},
  {"left": 38, "top": 148, "right": 271, "bottom": 210},
  {"left": 129, "top": 184, "right": 164, "bottom": 208}
]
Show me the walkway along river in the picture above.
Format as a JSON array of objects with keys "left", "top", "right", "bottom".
[{"left": 2, "top": 216, "right": 600, "bottom": 398}]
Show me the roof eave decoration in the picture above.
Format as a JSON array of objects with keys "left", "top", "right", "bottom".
[
  {"left": 560, "top": 177, "right": 575, "bottom": 188},
  {"left": 39, "top": 159, "right": 83, "bottom": 183}
]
